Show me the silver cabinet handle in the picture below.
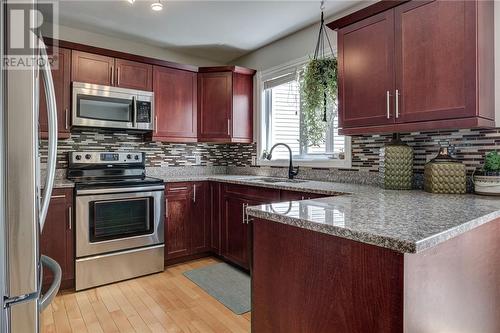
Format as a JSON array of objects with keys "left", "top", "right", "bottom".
[
  {"left": 386, "top": 90, "right": 391, "bottom": 119},
  {"left": 110, "top": 66, "right": 114, "bottom": 85},
  {"left": 395, "top": 89, "right": 400, "bottom": 118},
  {"left": 39, "top": 35, "right": 58, "bottom": 231},
  {"left": 242, "top": 203, "right": 246, "bottom": 224},
  {"left": 116, "top": 67, "right": 120, "bottom": 86},
  {"left": 169, "top": 186, "right": 188, "bottom": 191},
  {"left": 155, "top": 115, "right": 158, "bottom": 134},
  {"left": 65, "top": 108, "right": 69, "bottom": 129},
  {"left": 50, "top": 194, "right": 66, "bottom": 199},
  {"left": 68, "top": 206, "right": 72, "bottom": 230},
  {"left": 227, "top": 119, "right": 231, "bottom": 136},
  {"left": 193, "top": 184, "right": 196, "bottom": 203}
]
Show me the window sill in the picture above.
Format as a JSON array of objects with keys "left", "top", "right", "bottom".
[{"left": 257, "top": 158, "right": 352, "bottom": 169}]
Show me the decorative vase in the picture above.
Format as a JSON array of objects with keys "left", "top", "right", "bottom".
[
  {"left": 424, "top": 145, "right": 466, "bottom": 194},
  {"left": 379, "top": 133, "right": 413, "bottom": 190},
  {"left": 473, "top": 171, "right": 500, "bottom": 196}
]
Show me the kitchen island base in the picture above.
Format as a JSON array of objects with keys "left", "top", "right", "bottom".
[{"left": 251, "top": 218, "right": 500, "bottom": 333}]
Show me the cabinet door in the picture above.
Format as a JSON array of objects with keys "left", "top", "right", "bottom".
[
  {"left": 39, "top": 47, "right": 71, "bottom": 139},
  {"left": 338, "top": 10, "right": 395, "bottom": 128},
  {"left": 153, "top": 66, "right": 197, "bottom": 141},
  {"left": 71, "top": 50, "right": 114, "bottom": 86},
  {"left": 222, "top": 195, "right": 248, "bottom": 268},
  {"left": 209, "top": 182, "right": 222, "bottom": 254},
  {"left": 40, "top": 188, "right": 74, "bottom": 289},
  {"left": 165, "top": 184, "right": 192, "bottom": 260},
  {"left": 231, "top": 73, "right": 253, "bottom": 143},
  {"left": 395, "top": 1, "right": 476, "bottom": 123},
  {"left": 115, "top": 59, "right": 152, "bottom": 91},
  {"left": 198, "top": 72, "right": 232, "bottom": 141},
  {"left": 191, "top": 182, "right": 210, "bottom": 254}
]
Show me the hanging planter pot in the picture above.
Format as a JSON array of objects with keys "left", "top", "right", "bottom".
[{"left": 299, "top": 3, "right": 338, "bottom": 147}]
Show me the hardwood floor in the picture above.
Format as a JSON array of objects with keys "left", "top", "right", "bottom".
[{"left": 41, "top": 257, "right": 251, "bottom": 333}]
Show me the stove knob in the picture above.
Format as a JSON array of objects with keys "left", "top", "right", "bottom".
[
  {"left": 134, "top": 155, "right": 140, "bottom": 160},
  {"left": 75, "top": 155, "right": 81, "bottom": 161},
  {"left": 85, "top": 154, "right": 92, "bottom": 160},
  {"left": 126, "top": 154, "right": 132, "bottom": 159}
]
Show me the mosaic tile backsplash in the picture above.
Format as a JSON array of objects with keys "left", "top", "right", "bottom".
[
  {"left": 40, "top": 128, "right": 500, "bottom": 176},
  {"left": 40, "top": 129, "right": 257, "bottom": 169}
]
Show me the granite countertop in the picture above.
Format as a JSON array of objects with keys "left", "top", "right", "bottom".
[
  {"left": 52, "top": 172, "right": 500, "bottom": 254},
  {"left": 245, "top": 182, "right": 500, "bottom": 254}
]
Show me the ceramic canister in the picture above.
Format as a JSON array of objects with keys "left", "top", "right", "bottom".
[
  {"left": 424, "top": 146, "right": 466, "bottom": 194},
  {"left": 379, "top": 133, "right": 413, "bottom": 190}
]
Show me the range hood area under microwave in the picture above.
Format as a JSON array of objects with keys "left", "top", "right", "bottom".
[{"left": 72, "top": 82, "right": 154, "bottom": 131}]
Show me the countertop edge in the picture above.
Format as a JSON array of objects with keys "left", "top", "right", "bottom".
[{"left": 246, "top": 206, "right": 416, "bottom": 254}]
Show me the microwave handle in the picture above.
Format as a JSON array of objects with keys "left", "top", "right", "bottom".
[{"left": 132, "top": 96, "right": 137, "bottom": 127}]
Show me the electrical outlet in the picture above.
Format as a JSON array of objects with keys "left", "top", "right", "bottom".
[
  {"left": 251, "top": 156, "right": 257, "bottom": 165},
  {"left": 195, "top": 155, "right": 202, "bottom": 165}
]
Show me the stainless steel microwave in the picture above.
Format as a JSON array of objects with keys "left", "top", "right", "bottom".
[{"left": 72, "top": 82, "right": 154, "bottom": 131}]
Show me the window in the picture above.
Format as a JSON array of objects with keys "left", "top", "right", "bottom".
[{"left": 257, "top": 58, "right": 351, "bottom": 168}]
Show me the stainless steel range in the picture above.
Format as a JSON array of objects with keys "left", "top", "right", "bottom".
[{"left": 68, "top": 151, "right": 164, "bottom": 291}]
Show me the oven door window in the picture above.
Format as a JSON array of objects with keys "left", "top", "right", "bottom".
[
  {"left": 77, "top": 94, "right": 133, "bottom": 123},
  {"left": 89, "top": 197, "right": 154, "bottom": 242}
]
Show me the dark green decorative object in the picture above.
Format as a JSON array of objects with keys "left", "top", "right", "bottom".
[
  {"left": 424, "top": 145, "right": 466, "bottom": 194},
  {"left": 379, "top": 134, "right": 413, "bottom": 190}
]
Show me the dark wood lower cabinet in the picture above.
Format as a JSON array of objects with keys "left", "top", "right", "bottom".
[
  {"left": 165, "top": 182, "right": 210, "bottom": 264},
  {"left": 40, "top": 188, "right": 74, "bottom": 290},
  {"left": 221, "top": 184, "right": 280, "bottom": 270},
  {"left": 165, "top": 181, "right": 332, "bottom": 270},
  {"left": 252, "top": 217, "right": 500, "bottom": 333}
]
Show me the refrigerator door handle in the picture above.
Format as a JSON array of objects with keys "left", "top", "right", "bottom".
[
  {"left": 39, "top": 255, "right": 61, "bottom": 311},
  {"left": 38, "top": 35, "right": 58, "bottom": 231}
]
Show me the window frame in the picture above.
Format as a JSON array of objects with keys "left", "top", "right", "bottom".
[{"left": 255, "top": 55, "right": 352, "bottom": 169}]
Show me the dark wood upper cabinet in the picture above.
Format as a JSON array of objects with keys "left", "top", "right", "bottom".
[
  {"left": 394, "top": 0, "right": 479, "bottom": 123},
  {"left": 333, "top": 0, "right": 495, "bottom": 135},
  {"left": 39, "top": 47, "right": 71, "bottom": 139},
  {"left": 338, "top": 10, "right": 395, "bottom": 128},
  {"left": 198, "top": 67, "right": 255, "bottom": 143},
  {"left": 71, "top": 50, "right": 114, "bottom": 86},
  {"left": 72, "top": 51, "right": 153, "bottom": 91},
  {"left": 115, "top": 59, "right": 152, "bottom": 91},
  {"left": 151, "top": 66, "right": 197, "bottom": 142},
  {"left": 198, "top": 71, "right": 232, "bottom": 141},
  {"left": 40, "top": 188, "right": 74, "bottom": 290}
]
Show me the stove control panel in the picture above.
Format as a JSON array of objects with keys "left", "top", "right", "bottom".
[{"left": 69, "top": 151, "right": 144, "bottom": 165}]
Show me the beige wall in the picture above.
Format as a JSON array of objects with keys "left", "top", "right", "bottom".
[{"left": 45, "top": 24, "right": 220, "bottom": 67}]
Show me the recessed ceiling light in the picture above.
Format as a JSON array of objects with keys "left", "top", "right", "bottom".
[
  {"left": 151, "top": 1, "right": 163, "bottom": 11},
  {"left": 127, "top": 0, "right": 135, "bottom": 4}
]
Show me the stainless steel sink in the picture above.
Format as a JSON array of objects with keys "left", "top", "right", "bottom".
[{"left": 251, "top": 177, "right": 308, "bottom": 184}]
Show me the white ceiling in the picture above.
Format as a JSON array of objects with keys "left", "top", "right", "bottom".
[{"left": 51, "top": 0, "right": 362, "bottom": 63}]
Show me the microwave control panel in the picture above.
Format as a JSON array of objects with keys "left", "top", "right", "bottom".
[{"left": 136, "top": 101, "right": 152, "bottom": 123}]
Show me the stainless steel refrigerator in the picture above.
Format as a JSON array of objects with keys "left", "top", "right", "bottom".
[{"left": 1, "top": 0, "right": 61, "bottom": 331}]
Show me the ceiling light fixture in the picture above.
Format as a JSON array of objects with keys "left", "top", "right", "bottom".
[
  {"left": 151, "top": 0, "right": 163, "bottom": 11},
  {"left": 127, "top": 0, "right": 135, "bottom": 4}
]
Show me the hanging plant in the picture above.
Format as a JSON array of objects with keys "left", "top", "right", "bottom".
[
  {"left": 299, "top": 1, "right": 338, "bottom": 147},
  {"left": 299, "top": 57, "right": 337, "bottom": 146}
]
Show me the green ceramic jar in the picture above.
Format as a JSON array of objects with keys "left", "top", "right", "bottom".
[
  {"left": 424, "top": 146, "right": 466, "bottom": 194},
  {"left": 379, "top": 134, "right": 413, "bottom": 190}
]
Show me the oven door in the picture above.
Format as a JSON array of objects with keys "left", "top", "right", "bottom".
[
  {"left": 72, "top": 82, "right": 136, "bottom": 130},
  {"left": 75, "top": 186, "right": 164, "bottom": 257}
]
